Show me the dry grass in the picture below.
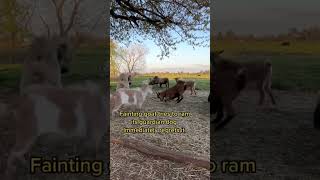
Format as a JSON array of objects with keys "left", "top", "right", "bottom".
[
  {"left": 110, "top": 90, "right": 210, "bottom": 179},
  {"left": 213, "top": 90, "right": 320, "bottom": 179}
]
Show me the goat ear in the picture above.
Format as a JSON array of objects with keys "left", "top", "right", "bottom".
[
  {"left": 213, "top": 50, "right": 224, "bottom": 58},
  {"left": 218, "top": 50, "right": 224, "bottom": 54}
]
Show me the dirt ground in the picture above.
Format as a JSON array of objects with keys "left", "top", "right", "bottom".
[
  {"left": 0, "top": 89, "right": 109, "bottom": 180},
  {"left": 0, "top": 89, "right": 210, "bottom": 180},
  {"left": 213, "top": 89, "right": 320, "bottom": 180},
  {"left": 110, "top": 90, "right": 210, "bottom": 180},
  {"left": 1, "top": 88, "right": 319, "bottom": 179}
]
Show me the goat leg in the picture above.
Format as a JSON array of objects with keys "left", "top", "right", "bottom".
[
  {"left": 177, "top": 96, "right": 183, "bottom": 103},
  {"left": 212, "top": 107, "right": 224, "bottom": 123},
  {"left": 314, "top": 101, "right": 320, "bottom": 129},
  {"left": 175, "top": 96, "right": 180, "bottom": 103},
  {"left": 214, "top": 115, "right": 235, "bottom": 131},
  {"left": 212, "top": 100, "right": 235, "bottom": 131}
]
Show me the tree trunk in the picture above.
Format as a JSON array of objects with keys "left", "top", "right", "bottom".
[
  {"left": 111, "top": 138, "right": 210, "bottom": 170},
  {"left": 10, "top": 32, "right": 16, "bottom": 64}
]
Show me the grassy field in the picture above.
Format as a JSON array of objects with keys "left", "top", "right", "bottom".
[
  {"left": 1, "top": 39, "right": 319, "bottom": 92},
  {"left": 214, "top": 40, "right": 320, "bottom": 92},
  {"left": 215, "top": 40, "right": 320, "bottom": 56},
  {"left": 110, "top": 74, "right": 210, "bottom": 92},
  {"left": 0, "top": 46, "right": 106, "bottom": 92}
]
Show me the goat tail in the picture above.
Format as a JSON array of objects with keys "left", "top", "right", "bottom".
[{"left": 236, "top": 68, "right": 248, "bottom": 91}]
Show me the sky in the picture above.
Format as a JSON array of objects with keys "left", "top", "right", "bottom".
[
  {"left": 116, "top": 29, "right": 210, "bottom": 73},
  {"left": 214, "top": 0, "right": 320, "bottom": 35},
  {"left": 31, "top": 0, "right": 210, "bottom": 73},
  {"left": 142, "top": 37, "right": 210, "bottom": 73}
]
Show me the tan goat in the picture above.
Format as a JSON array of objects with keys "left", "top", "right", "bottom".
[
  {"left": 174, "top": 78, "right": 197, "bottom": 95},
  {"left": 215, "top": 50, "right": 276, "bottom": 105},
  {"left": 5, "top": 83, "right": 107, "bottom": 178}
]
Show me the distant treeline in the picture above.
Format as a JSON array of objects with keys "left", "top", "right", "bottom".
[
  {"left": 145, "top": 70, "right": 209, "bottom": 75},
  {"left": 215, "top": 26, "right": 320, "bottom": 41},
  {"left": 143, "top": 71, "right": 210, "bottom": 79}
]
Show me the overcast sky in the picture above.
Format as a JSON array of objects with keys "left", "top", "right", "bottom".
[{"left": 213, "top": 0, "right": 320, "bottom": 35}]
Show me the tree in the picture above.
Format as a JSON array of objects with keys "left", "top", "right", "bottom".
[
  {"left": 110, "top": 0, "right": 209, "bottom": 59},
  {"left": 118, "top": 44, "right": 148, "bottom": 73},
  {"left": 36, "top": 0, "right": 105, "bottom": 38},
  {"left": 0, "top": 0, "right": 33, "bottom": 62},
  {"left": 110, "top": 39, "right": 121, "bottom": 78}
]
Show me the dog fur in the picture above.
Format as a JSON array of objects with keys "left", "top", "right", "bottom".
[{"left": 19, "top": 36, "right": 73, "bottom": 94}]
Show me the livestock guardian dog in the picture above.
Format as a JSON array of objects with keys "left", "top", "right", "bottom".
[
  {"left": 117, "top": 73, "right": 132, "bottom": 89},
  {"left": 118, "top": 72, "right": 134, "bottom": 87},
  {"left": 5, "top": 82, "right": 107, "bottom": 179},
  {"left": 19, "top": 36, "right": 73, "bottom": 94},
  {"left": 110, "top": 84, "right": 153, "bottom": 116}
]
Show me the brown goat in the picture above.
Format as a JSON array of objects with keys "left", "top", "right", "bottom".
[
  {"left": 174, "top": 78, "right": 197, "bottom": 95},
  {"left": 281, "top": 41, "right": 290, "bottom": 46},
  {"left": 314, "top": 92, "right": 320, "bottom": 129},
  {"left": 149, "top": 76, "right": 169, "bottom": 88},
  {"left": 210, "top": 51, "right": 248, "bottom": 131},
  {"left": 156, "top": 81, "right": 186, "bottom": 103}
]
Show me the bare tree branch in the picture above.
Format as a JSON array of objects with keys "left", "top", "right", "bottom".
[
  {"left": 117, "top": 43, "right": 148, "bottom": 73},
  {"left": 37, "top": 1, "right": 51, "bottom": 37},
  {"left": 110, "top": 0, "right": 209, "bottom": 59},
  {"left": 65, "top": 0, "right": 81, "bottom": 35}
]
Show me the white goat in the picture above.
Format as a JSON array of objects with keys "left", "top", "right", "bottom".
[
  {"left": 110, "top": 84, "right": 153, "bottom": 116},
  {"left": 5, "top": 83, "right": 107, "bottom": 178}
]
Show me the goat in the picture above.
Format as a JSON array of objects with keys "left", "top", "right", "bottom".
[
  {"left": 149, "top": 76, "right": 169, "bottom": 88},
  {"left": 215, "top": 50, "right": 276, "bottom": 105},
  {"left": 174, "top": 78, "right": 197, "bottom": 95},
  {"left": 5, "top": 83, "right": 107, "bottom": 178},
  {"left": 314, "top": 92, "right": 320, "bottom": 129},
  {"left": 281, "top": 41, "right": 290, "bottom": 46},
  {"left": 156, "top": 81, "right": 187, "bottom": 103},
  {"left": 110, "top": 84, "right": 153, "bottom": 116},
  {"left": 210, "top": 51, "right": 248, "bottom": 131}
]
